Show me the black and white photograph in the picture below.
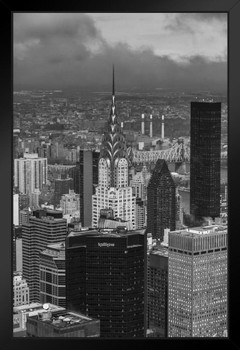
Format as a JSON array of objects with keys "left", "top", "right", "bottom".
[{"left": 12, "top": 11, "right": 228, "bottom": 339}]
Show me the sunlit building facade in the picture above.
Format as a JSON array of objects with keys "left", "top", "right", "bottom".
[
  {"left": 168, "top": 225, "right": 227, "bottom": 337},
  {"left": 14, "top": 153, "right": 47, "bottom": 195},
  {"left": 92, "top": 68, "right": 136, "bottom": 229}
]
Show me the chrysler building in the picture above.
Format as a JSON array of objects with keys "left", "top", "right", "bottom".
[{"left": 92, "top": 67, "right": 136, "bottom": 229}]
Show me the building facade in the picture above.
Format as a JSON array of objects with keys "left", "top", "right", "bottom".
[
  {"left": 13, "top": 303, "right": 65, "bottom": 337},
  {"left": 190, "top": 102, "right": 221, "bottom": 219},
  {"left": 39, "top": 242, "right": 66, "bottom": 308},
  {"left": 60, "top": 190, "right": 80, "bottom": 217},
  {"left": 168, "top": 225, "right": 227, "bottom": 337},
  {"left": 147, "top": 159, "right": 176, "bottom": 241},
  {"left": 14, "top": 153, "right": 47, "bottom": 195},
  {"left": 75, "top": 149, "right": 99, "bottom": 227},
  {"left": 13, "top": 272, "right": 30, "bottom": 307},
  {"left": 22, "top": 209, "right": 67, "bottom": 302},
  {"left": 53, "top": 176, "right": 74, "bottom": 207},
  {"left": 92, "top": 68, "right": 136, "bottom": 230},
  {"left": 147, "top": 246, "right": 168, "bottom": 337},
  {"left": 26, "top": 309, "right": 100, "bottom": 337},
  {"left": 65, "top": 228, "right": 147, "bottom": 338}
]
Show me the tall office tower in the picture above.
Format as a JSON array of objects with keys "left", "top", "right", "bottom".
[
  {"left": 147, "top": 245, "right": 168, "bottom": 337},
  {"left": 92, "top": 68, "right": 136, "bottom": 230},
  {"left": 39, "top": 242, "right": 66, "bottom": 308},
  {"left": 14, "top": 153, "right": 48, "bottom": 195},
  {"left": 60, "top": 190, "right": 80, "bottom": 217},
  {"left": 190, "top": 102, "right": 221, "bottom": 219},
  {"left": 53, "top": 176, "right": 74, "bottom": 207},
  {"left": 13, "top": 272, "right": 30, "bottom": 307},
  {"left": 168, "top": 225, "right": 227, "bottom": 337},
  {"left": 22, "top": 209, "right": 67, "bottom": 302},
  {"left": 136, "top": 198, "right": 146, "bottom": 229},
  {"left": 147, "top": 159, "right": 176, "bottom": 242},
  {"left": 66, "top": 228, "right": 147, "bottom": 338},
  {"left": 75, "top": 150, "right": 99, "bottom": 227}
]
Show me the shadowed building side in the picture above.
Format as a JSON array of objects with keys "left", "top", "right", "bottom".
[
  {"left": 190, "top": 102, "right": 221, "bottom": 219},
  {"left": 147, "top": 159, "right": 176, "bottom": 242}
]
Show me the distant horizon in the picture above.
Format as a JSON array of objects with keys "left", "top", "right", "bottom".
[{"left": 13, "top": 85, "right": 228, "bottom": 94}]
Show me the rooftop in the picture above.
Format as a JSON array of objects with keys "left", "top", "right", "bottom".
[
  {"left": 30, "top": 310, "right": 95, "bottom": 329},
  {"left": 151, "top": 245, "right": 169, "bottom": 257},
  {"left": 14, "top": 303, "right": 64, "bottom": 315},
  {"left": 170, "top": 225, "right": 227, "bottom": 238}
]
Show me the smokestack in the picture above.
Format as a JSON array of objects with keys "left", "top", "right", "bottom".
[
  {"left": 149, "top": 114, "right": 153, "bottom": 138},
  {"left": 141, "top": 114, "right": 145, "bottom": 135},
  {"left": 161, "top": 115, "right": 165, "bottom": 140}
]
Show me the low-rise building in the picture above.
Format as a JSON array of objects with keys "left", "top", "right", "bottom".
[{"left": 26, "top": 308, "right": 100, "bottom": 337}]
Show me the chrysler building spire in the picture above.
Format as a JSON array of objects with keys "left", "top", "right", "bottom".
[
  {"left": 100, "top": 66, "right": 129, "bottom": 186},
  {"left": 92, "top": 66, "right": 136, "bottom": 230}
]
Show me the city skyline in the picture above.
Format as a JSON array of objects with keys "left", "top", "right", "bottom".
[
  {"left": 12, "top": 11, "right": 228, "bottom": 339},
  {"left": 14, "top": 13, "right": 227, "bottom": 91}
]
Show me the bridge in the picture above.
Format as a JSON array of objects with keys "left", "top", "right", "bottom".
[
  {"left": 129, "top": 137, "right": 227, "bottom": 168},
  {"left": 131, "top": 138, "right": 190, "bottom": 165}
]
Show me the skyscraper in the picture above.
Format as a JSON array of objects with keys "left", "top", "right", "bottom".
[
  {"left": 168, "top": 225, "right": 227, "bottom": 337},
  {"left": 22, "top": 209, "right": 67, "bottom": 302},
  {"left": 39, "top": 242, "right": 66, "bottom": 308},
  {"left": 147, "top": 159, "right": 176, "bottom": 241},
  {"left": 65, "top": 227, "right": 147, "bottom": 338},
  {"left": 92, "top": 67, "right": 136, "bottom": 229},
  {"left": 147, "top": 245, "right": 168, "bottom": 337},
  {"left": 14, "top": 153, "right": 47, "bottom": 195},
  {"left": 75, "top": 149, "right": 99, "bottom": 227},
  {"left": 190, "top": 102, "right": 221, "bottom": 219}
]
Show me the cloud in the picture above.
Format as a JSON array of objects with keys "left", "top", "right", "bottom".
[
  {"left": 14, "top": 13, "right": 104, "bottom": 62},
  {"left": 13, "top": 13, "right": 227, "bottom": 92},
  {"left": 165, "top": 13, "right": 227, "bottom": 34}
]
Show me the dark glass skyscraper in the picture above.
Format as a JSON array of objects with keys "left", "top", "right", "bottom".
[
  {"left": 147, "top": 159, "right": 176, "bottom": 241},
  {"left": 74, "top": 150, "right": 99, "bottom": 227},
  {"left": 190, "top": 102, "right": 221, "bottom": 219},
  {"left": 147, "top": 246, "right": 168, "bottom": 337},
  {"left": 65, "top": 228, "right": 147, "bottom": 338}
]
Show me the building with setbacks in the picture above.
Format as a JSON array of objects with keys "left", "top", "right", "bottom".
[
  {"left": 147, "top": 159, "right": 176, "bottom": 242},
  {"left": 22, "top": 209, "right": 67, "bottom": 302}
]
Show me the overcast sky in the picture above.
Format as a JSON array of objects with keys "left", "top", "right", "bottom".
[{"left": 13, "top": 13, "right": 227, "bottom": 91}]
